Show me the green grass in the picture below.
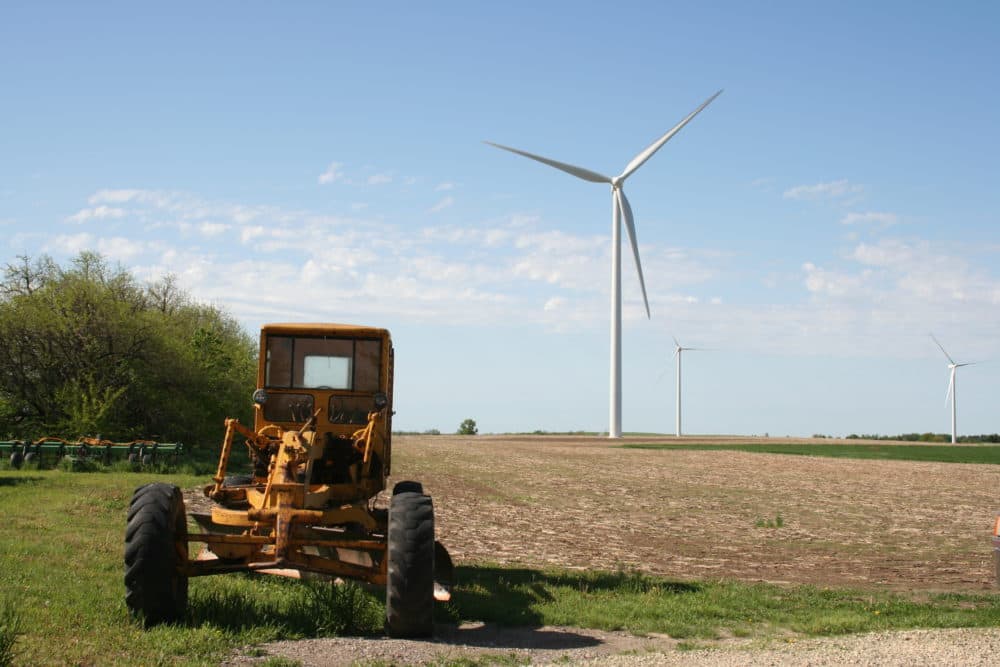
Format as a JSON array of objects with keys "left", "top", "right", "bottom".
[
  {"left": 3, "top": 469, "right": 1000, "bottom": 664},
  {"left": 621, "top": 443, "right": 1000, "bottom": 465},
  {"left": 447, "top": 566, "right": 1000, "bottom": 639}
]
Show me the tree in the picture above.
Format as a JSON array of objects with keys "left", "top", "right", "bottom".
[
  {"left": 457, "top": 418, "right": 478, "bottom": 435},
  {"left": 0, "top": 253, "right": 256, "bottom": 445}
]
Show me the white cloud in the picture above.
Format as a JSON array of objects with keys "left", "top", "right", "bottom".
[
  {"left": 802, "top": 262, "right": 867, "bottom": 297},
  {"left": 66, "top": 205, "right": 127, "bottom": 223},
  {"left": 428, "top": 196, "right": 454, "bottom": 213},
  {"left": 47, "top": 233, "right": 94, "bottom": 255},
  {"left": 97, "top": 236, "right": 145, "bottom": 261},
  {"left": 543, "top": 297, "right": 566, "bottom": 312},
  {"left": 51, "top": 186, "right": 1000, "bottom": 363},
  {"left": 199, "top": 222, "right": 230, "bottom": 237},
  {"left": 841, "top": 211, "right": 899, "bottom": 226},
  {"left": 783, "top": 179, "right": 863, "bottom": 201},
  {"left": 241, "top": 225, "right": 266, "bottom": 243},
  {"left": 367, "top": 173, "right": 392, "bottom": 186},
  {"left": 318, "top": 162, "right": 343, "bottom": 185},
  {"left": 88, "top": 189, "right": 144, "bottom": 205},
  {"left": 435, "top": 182, "right": 456, "bottom": 191}
]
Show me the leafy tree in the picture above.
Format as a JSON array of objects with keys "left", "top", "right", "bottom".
[
  {"left": 457, "top": 418, "right": 478, "bottom": 435},
  {"left": 0, "top": 253, "right": 256, "bottom": 447}
]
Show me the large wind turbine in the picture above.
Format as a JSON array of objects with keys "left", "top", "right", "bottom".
[
  {"left": 487, "top": 90, "right": 722, "bottom": 438},
  {"left": 930, "top": 334, "right": 977, "bottom": 444},
  {"left": 672, "top": 336, "right": 707, "bottom": 437}
]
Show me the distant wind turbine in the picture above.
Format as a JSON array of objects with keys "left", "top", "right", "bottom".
[
  {"left": 930, "top": 333, "right": 979, "bottom": 444},
  {"left": 673, "top": 336, "right": 708, "bottom": 437},
  {"left": 487, "top": 90, "right": 722, "bottom": 438}
]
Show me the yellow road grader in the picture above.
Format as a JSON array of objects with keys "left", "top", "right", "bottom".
[{"left": 124, "top": 323, "right": 452, "bottom": 637}]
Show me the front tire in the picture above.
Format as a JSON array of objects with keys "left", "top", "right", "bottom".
[
  {"left": 124, "top": 483, "right": 189, "bottom": 626},
  {"left": 385, "top": 491, "right": 435, "bottom": 638}
]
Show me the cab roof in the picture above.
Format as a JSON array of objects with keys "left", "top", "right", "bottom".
[{"left": 261, "top": 323, "right": 390, "bottom": 339}]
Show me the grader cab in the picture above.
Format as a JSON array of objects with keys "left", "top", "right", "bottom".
[{"left": 124, "top": 323, "right": 452, "bottom": 637}]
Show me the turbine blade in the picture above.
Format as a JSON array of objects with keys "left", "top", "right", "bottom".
[
  {"left": 672, "top": 335, "right": 681, "bottom": 348},
  {"left": 945, "top": 372, "right": 954, "bottom": 406},
  {"left": 929, "top": 333, "right": 955, "bottom": 364},
  {"left": 616, "top": 188, "right": 650, "bottom": 318},
  {"left": 484, "top": 142, "right": 612, "bottom": 183},
  {"left": 619, "top": 89, "right": 723, "bottom": 180}
]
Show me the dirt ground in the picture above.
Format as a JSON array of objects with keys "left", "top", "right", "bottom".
[
  {"left": 393, "top": 434, "right": 1000, "bottom": 592},
  {"left": 221, "top": 435, "right": 1000, "bottom": 665}
]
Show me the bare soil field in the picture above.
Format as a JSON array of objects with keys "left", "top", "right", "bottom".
[
  {"left": 228, "top": 435, "right": 1000, "bottom": 666},
  {"left": 394, "top": 434, "right": 999, "bottom": 592}
]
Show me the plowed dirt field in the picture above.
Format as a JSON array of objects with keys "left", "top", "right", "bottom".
[{"left": 391, "top": 435, "right": 999, "bottom": 592}]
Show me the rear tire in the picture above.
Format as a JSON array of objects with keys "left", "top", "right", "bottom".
[
  {"left": 385, "top": 491, "right": 435, "bottom": 638},
  {"left": 124, "top": 483, "right": 188, "bottom": 626},
  {"left": 9, "top": 452, "right": 23, "bottom": 469}
]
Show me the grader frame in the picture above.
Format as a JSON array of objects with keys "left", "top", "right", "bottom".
[{"left": 124, "top": 323, "right": 451, "bottom": 637}]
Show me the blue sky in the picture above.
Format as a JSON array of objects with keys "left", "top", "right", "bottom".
[{"left": 2, "top": 2, "right": 998, "bottom": 436}]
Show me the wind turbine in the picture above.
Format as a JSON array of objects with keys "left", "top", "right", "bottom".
[
  {"left": 930, "top": 333, "right": 977, "bottom": 444},
  {"left": 487, "top": 90, "right": 722, "bottom": 438},
  {"left": 673, "top": 336, "right": 707, "bottom": 437}
]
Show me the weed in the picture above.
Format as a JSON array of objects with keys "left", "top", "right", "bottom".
[
  {"left": 755, "top": 514, "right": 784, "bottom": 529},
  {"left": 0, "top": 597, "right": 22, "bottom": 667},
  {"left": 261, "top": 658, "right": 303, "bottom": 667}
]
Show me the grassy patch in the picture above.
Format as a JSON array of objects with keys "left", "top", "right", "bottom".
[
  {"left": 448, "top": 565, "right": 1000, "bottom": 639},
  {"left": 4, "top": 469, "right": 1000, "bottom": 664},
  {"left": 621, "top": 443, "right": 1000, "bottom": 465},
  {"left": 0, "top": 468, "right": 382, "bottom": 665}
]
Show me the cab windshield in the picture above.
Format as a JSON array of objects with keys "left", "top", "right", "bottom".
[{"left": 265, "top": 335, "right": 381, "bottom": 392}]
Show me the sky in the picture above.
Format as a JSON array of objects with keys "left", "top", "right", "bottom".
[{"left": 2, "top": 1, "right": 999, "bottom": 437}]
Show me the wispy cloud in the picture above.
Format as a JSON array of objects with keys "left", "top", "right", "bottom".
[
  {"left": 38, "top": 187, "right": 1000, "bottom": 362},
  {"left": 318, "top": 162, "right": 344, "bottom": 185},
  {"left": 783, "top": 179, "right": 863, "bottom": 201},
  {"left": 435, "top": 182, "right": 456, "bottom": 191},
  {"left": 840, "top": 211, "right": 899, "bottom": 227},
  {"left": 367, "top": 173, "right": 392, "bottom": 186},
  {"left": 428, "top": 196, "right": 454, "bottom": 213},
  {"left": 66, "top": 205, "right": 127, "bottom": 223}
]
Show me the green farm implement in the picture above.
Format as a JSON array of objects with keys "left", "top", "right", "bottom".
[{"left": 3, "top": 437, "right": 184, "bottom": 469}]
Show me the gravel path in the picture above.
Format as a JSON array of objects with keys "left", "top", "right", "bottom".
[{"left": 225, "top": 625, "right": 1000, "bottom": 666}]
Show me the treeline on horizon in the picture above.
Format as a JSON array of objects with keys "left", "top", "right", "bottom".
[{"left": 0, "top": 253, "right": 256, "bottom": 446}]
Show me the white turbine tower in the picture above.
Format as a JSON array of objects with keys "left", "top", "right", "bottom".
[
  {"left": 930, "top": 333, "right": 977, "bottom": 444},
  {"left": 673, "top": 336, "right": 707, "bottom": 437},
  {"left": 487, "top": 90, "right": 722, "bottom": 438}
]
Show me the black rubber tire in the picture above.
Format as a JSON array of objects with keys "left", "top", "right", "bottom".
[
  {"left": 392, "top": 480, "right": 423, "bottom": 495},
  {"left": 385, "top": 491, "right": 435, "bottom": 638},
  {"left": 24, "top": 452, "right": 36, "bottom": 465},
  {"left": 124, "top": 483, "right": 189, "bottom": 627},
  {"left": 9, "top": 452, "right": 23, "bottom": 469}
]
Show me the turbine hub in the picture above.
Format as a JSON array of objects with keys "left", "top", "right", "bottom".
[{"left": 611, "top": 176, "right": 622, "bottom": 189}]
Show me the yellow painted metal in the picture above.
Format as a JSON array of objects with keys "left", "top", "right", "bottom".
[{"left": 194, "top": 322, "right": 400, "bottom": 583}]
